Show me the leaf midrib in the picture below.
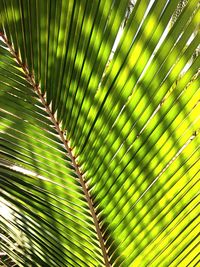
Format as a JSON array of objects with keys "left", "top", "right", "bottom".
[{"left": 1, "top": 32, "right": 110, "bottom": 267}]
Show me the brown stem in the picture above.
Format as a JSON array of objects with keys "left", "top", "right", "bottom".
[{"left": 1, "top": 34, "right": 111, "bottom": 266}]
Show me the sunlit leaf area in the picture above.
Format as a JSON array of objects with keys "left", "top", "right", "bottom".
[{"left": 0, "top": 0, "right": 199, "bottom": 266}]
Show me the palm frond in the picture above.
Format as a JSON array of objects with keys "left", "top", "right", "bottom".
[{"left": 0, "top": 0, "right": 199, "bottom": 266}]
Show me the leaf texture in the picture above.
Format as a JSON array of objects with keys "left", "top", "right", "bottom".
[{"left": 0, "top": 0, "right": 199, "bottom": 266}]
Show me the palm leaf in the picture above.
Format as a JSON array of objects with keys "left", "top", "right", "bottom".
[{"left": 0, "top": 0, "right": 199, "bottom": 266}]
